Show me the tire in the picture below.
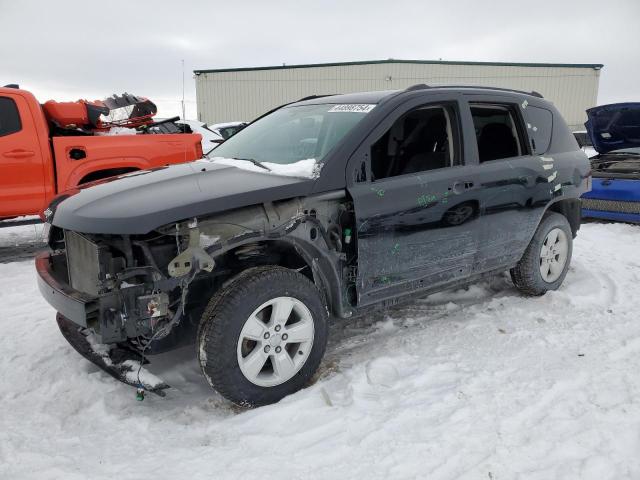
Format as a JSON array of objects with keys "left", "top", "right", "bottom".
[
  {"left": 510, "top": 212, "right": 573, "bottom": 296},
  {"left": 197, "top": 266, "right": 328, "bottom": 407}
]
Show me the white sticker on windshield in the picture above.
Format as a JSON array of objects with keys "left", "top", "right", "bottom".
[{"left": 328, "top": 104, "right": 376, "bottom": 113}]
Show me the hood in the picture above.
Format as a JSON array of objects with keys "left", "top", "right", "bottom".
[
  {"left": 585, "top": 102, "right": 640, "bottom": 154},
  {"left": 51, "top": 161, "right": 315, "bottom": 234}
]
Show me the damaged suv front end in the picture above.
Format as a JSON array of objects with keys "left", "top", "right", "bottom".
[
  {"left": 37, "top": 189, "right": 350, "bottom": 395},
  {"left": 37, "top": 217, "right": 217, "bottom": 394},
  {"left": 36, "top": 99, "right": 370, "bottom": 399}
]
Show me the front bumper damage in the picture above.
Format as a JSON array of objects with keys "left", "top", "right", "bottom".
[
  {"left": 56, "top": 314, "right": 169, "bottom": 396},
  {"left": 36, "top": 251, "right": 97, "bottom": 329},
  {"left": 36, "top": 252, "right": 171, "bottom": 396}
]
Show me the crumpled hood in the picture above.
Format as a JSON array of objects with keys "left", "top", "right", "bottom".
[
  {"left": 585, "top": 102, "right": 640, "bottom": 154},
  {"left": 51, "top": 161, "right": 314, "bottom": 234}
]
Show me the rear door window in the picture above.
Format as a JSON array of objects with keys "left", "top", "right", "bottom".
[
  {"left": 470, "top": 104, "right": 526, "bottom": 162},
  {"left": 0, "top": 96, "right": 22, "bottom": 137}
]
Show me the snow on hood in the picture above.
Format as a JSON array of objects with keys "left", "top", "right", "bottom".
[
  {"left": 207, "top": 156, "right": 322, "bottom": 179},
  {"left": 585, "top": 102, "right": 640, "bottom": 154},
  {"left": 50, "top": 161, "right": 314, "bottom": 234}
]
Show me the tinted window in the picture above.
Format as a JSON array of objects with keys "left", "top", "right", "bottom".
[
  {"left": 371, "top": 105, "right": 456, "bottom": 180},
  {"left": 0, "top": 97, "right": 21, "bottom": 137},
  {"left": 471, "top": 104, "right": 523, "bottom": 162},
  {"left": 219, "top": 125, "right": 244, "bottom": 139},
  {"left": 526, "top": 106, "right": 553, "bottom": 154}
]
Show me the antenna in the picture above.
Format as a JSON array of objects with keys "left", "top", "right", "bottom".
[
  {"left": 181, "top": 59, "right": 188, "bottom": 162},
  {"left": 181, "top": 59, "right": 186, "bottom": 121}
]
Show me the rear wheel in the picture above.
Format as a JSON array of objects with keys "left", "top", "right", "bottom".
[
  {"left": 197, "top": 266, "right": 328, "bottom": 407},
  {"left": 510, "top": 212, "right": 573, "bottom": 296}
]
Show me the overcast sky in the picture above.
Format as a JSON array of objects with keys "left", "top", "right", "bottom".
[{"left": 1, "top": 0, "right": 638, "bottom": 119}]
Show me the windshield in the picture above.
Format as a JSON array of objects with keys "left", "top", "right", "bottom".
[{"left": 209, "top": 104, "right": 374, "bottom": 165}]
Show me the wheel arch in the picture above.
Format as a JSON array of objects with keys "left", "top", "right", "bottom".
[
  {"left": 210, "top": 236, "right": 346, "bottom": 318},
  {"left": 546, "top": 198, "right": 581, "bottom": 238}
]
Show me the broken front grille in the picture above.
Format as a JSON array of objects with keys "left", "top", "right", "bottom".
[
  {"left": 64, "top": 231, "right": 103, "bottom": 295},
  {"left": 581, "top": 198, "right": 640, "bottom": 214}
]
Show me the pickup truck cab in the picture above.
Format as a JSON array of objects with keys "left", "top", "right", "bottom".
[
  {"left": 36, "top": 85, "right": 590, "bottom": 406},
  {"left": 0, "top": 86, "right": 202, "bottom": 220}
]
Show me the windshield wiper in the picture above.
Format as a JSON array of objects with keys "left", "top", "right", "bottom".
[{"left": 232, "top": 157, "right": 271, "bottom": 171}]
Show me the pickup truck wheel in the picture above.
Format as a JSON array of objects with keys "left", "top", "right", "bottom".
[
  {"left": 197, "top": 266, "right": 328, "bottom": 407},
  {"left": 510, "top": 212, "right": 573, "bottom": 296}
]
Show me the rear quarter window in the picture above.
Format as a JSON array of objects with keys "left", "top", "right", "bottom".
[
  {"left": 0, "top": 96, "right": 22, "bottom": 136},
  {"left": 524, "top": 106, "right": 553, "bottom": 154}
]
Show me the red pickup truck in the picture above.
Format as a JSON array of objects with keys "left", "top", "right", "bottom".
[{"left": 0, "top": 86, "right": 202, "bottom": 220}]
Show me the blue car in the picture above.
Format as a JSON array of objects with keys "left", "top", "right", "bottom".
[{"left": 581, "top": 103, "right": 640, "bottom": 223}]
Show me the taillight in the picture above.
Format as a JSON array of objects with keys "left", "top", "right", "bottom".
[{"left": 195, "top": 141, "right": 203, "bottom": 159}]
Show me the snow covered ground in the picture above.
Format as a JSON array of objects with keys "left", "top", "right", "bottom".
[
  {"left": 1, "top": 222, "right": 640, "bottom": 480},
  {"left": 0, "top": 220, "right": 47, "bottom": 248}
]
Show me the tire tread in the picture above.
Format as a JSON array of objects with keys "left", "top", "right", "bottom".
[
  {"left": 510, "top": 212, "right": 573, "bottom": 296},
  {"left": 196, "top": 265, "right": 328, "bottom": 406}
]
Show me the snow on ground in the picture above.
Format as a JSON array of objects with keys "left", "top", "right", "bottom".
[
  {"left": 1, "top": 222, "right": 640, "bottom": 479},
  {"left": 0, "top": 220, "right": 47, "bottom": 248}
]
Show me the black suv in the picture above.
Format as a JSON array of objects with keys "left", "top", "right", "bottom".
[{"left": 37, "top": 85, "right": 590, "bottom": 406}]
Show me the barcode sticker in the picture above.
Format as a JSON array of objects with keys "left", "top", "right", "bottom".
[{"left": 328, "top": 104, "right": 376, "bottom": 113}]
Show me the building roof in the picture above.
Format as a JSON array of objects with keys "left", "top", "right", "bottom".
[{"left": 194, "top": 59, "right": 604, "bottom": 74}]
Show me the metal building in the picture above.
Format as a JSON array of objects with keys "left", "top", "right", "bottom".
[{"left": 194, "top": 59, "right": 603, "bottom": 130}]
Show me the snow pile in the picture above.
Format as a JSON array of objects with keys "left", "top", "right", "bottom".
[
  {"left": 2, "top": 223, "right": 640, "bottom": 479},
  {"left": 96, "top": 126, "right": 138, "bottom": 136},
  {"left": 209, "top": 156, "right": 321, "bottom": 179},
  {"left": 584, "top": 146, "right": 599, "bottom": 158},
  {"left": 0, "top": 219, "right": 47, "bottom": 247}
]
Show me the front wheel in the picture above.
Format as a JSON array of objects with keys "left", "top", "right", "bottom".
[
  {"left": 510, "top": 212, "right": 573, "bottom": 296},
  {"left": 197, "top": 266, "right": 328, "bottom": 407}
]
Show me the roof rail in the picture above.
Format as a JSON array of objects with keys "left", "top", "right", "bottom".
[
  {"left": 405, "top": 84, "right": 430, "bottom": 92},
  {"left": 296, "top": 94, "right": 337, "bottom": 102},
  {"left": 3, "top": 84, "right": 19, "bottom": 89},
  {"left": 418, "top": 85, "right": 544, "bottom": 98}
]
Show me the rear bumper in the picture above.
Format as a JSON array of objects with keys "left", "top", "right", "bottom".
[{"left": 35, "top": 251, "right": 97, "bottom": 328}]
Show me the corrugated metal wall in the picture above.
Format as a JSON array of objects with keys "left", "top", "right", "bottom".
[{"left": 195, "top": 62, "right": 601, "bottom": 130}]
